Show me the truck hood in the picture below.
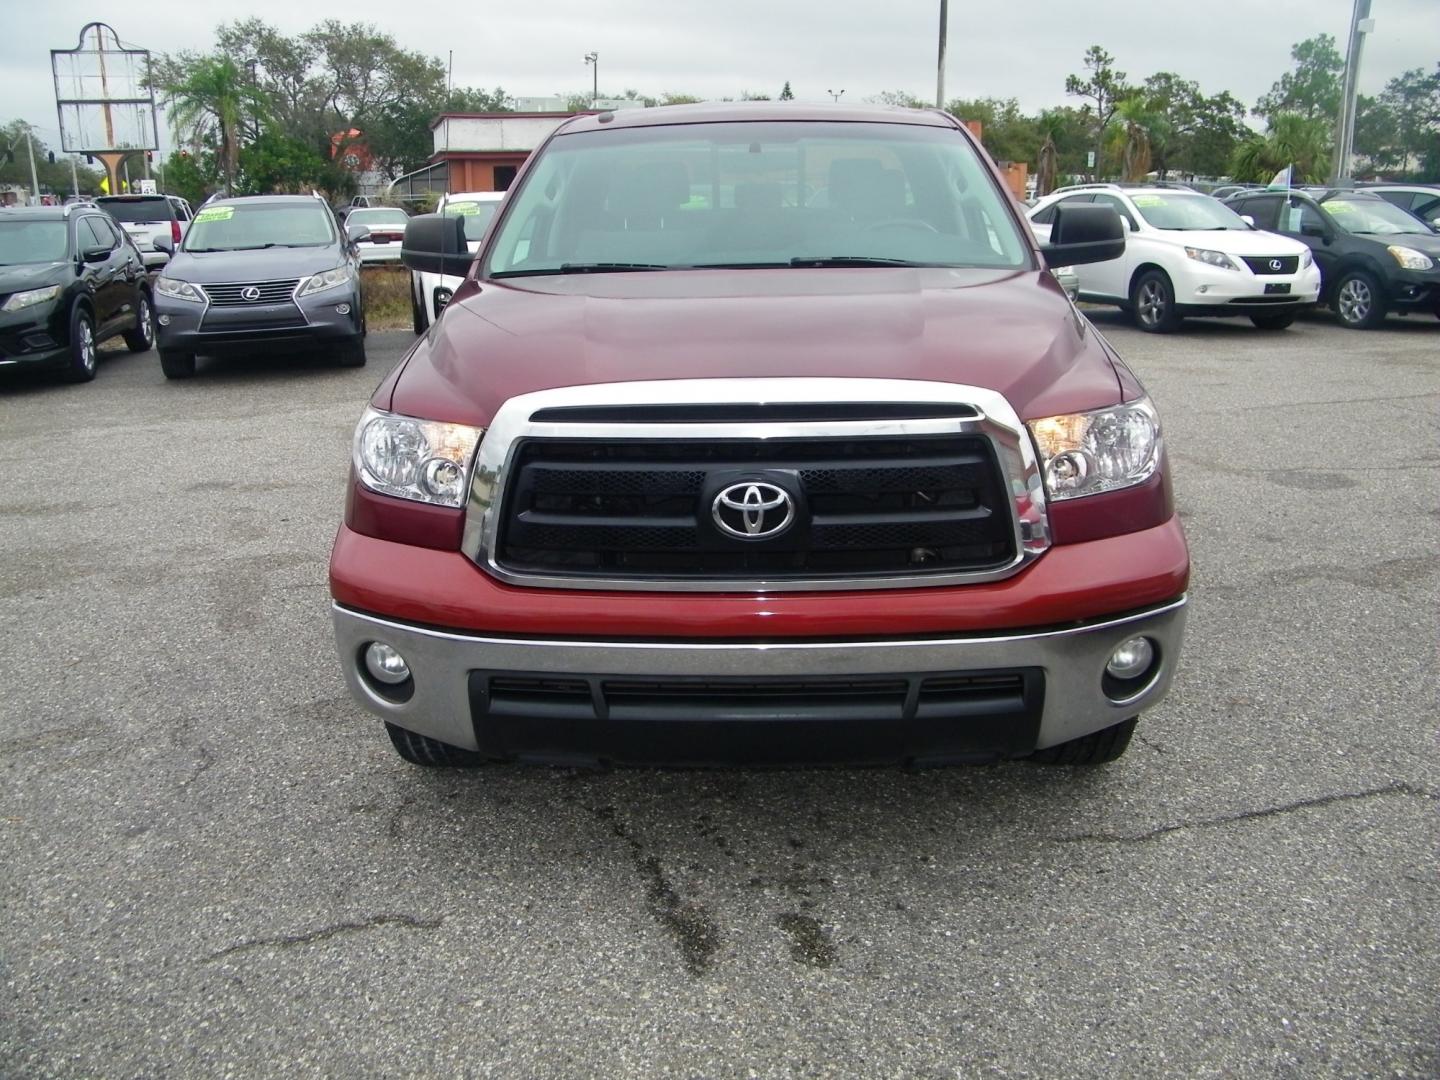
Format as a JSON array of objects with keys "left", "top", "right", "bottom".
[
  {"left": 388, "top": 268, "right": 1128, "bottom": 427},
  {"left": 165, "top": 246, "right": 343, "bottom": 283}
]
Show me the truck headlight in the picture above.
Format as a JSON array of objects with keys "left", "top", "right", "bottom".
[
  {"left": 353, "top": 407, "right": 483, "bottom": 507},
  {"left": 1184, "top": 247, "right": 1239, "bottom": 271},
  {"left": 1027, "top": 398, "right": 1162, "bottom": 501},
  {"left": 297, "top": 265, "right": 354, "bottom": 298},
  {"left": 155, "top": 276, "right": 205, "bottom": 303},
  {"left": 1, "top": 284, "right": 61, "bottom": 312},
  {"left": 1387, "top": 246, "right": 1433, "bottom": 271}
]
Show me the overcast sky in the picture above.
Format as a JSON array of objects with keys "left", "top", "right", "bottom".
[{"left": 6, "top": 0, "right": 1436, "bottom": 153}]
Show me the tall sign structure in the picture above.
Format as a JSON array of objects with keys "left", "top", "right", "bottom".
[{"left": 51, "top": 22, "right": 158, "bottom": 196}]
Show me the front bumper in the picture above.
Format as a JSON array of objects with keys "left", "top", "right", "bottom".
[
  {"left": 155, "top": 287, "right": 362, "bottom": 353},
  {"left": 357, "top": 243, "right": 403, "bottom": 264},
  {"left": 1384, "top": 268, "right": 1440, "bottom": 312},
  {"left": 333, "top": 596, "right": 1187, "bottom": 763},
  {"left": 0, "top": 303, "right": 67, "bottom": 369},
  {"left": 1175, "top": 260, "right": 1322, "bottom": 312}
]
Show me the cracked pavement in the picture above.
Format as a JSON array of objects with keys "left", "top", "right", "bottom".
[{"left": 2, "top": 312, "right": 1437, "bottom": 1078}]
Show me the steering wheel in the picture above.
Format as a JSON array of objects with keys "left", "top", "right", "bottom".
[{"left": 862, "top": 218, "right": 941, "bottom": 234}]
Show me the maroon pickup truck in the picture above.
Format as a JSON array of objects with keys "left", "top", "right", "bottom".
[{"left": 329, "top": 103, "right": 1188, "bottom": 768}]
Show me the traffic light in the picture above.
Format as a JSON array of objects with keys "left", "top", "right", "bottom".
[{"left": 48, "top": 151, "right": 56, "bottom": 164}]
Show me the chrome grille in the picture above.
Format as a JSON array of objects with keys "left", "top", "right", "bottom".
[{"left": 201, "top": 279, "right": 300, "bottom": 306}]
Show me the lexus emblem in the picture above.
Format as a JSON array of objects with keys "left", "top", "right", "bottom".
[
  {"left": 1268, "top": 259, "right": 1283, "bottom": 271},
  {"left": 240, "top": 285, "right": 262, "bottom": 301},
  {"left": 711, "top": 482, "right": 794, "bottom": 540}
]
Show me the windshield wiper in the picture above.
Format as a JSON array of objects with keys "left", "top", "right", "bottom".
[
  {"left": 788, "top": 256, "right": 925, "bottom": 267},
  {"left": 492, "top": 262, "right": 668, "bottom": 278}
]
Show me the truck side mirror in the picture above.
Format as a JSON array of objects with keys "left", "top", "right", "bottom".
[
  {"left": 401, "top": 214, "right": 473, "bottom": 276},
  {"left": 1039, "top": 204, "right": 1125, "bottom": 268}
]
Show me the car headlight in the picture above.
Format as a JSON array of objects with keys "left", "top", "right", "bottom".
[
  {"left": 155, "top": 276, "right": 205, "bottom": 303},
  {"left": 1184, "top": 247, "right": 1240, "bottom": 271},
  {"left": 1387, "top": 246, "right": 1434, "bottom": 271},
  {"left": 1, "top": 284, "right": 61, "bottom": 312},
  {"left": 353, "top": 407, "right": 483, "bottom": 507},
  {"left": 1027, "top": 397, "right": 1162, "bottom": 501},
  {"left": 296, "top": 265, "right": 354, "bottom": 298},
  {"left": 1300, "top": 248, "right": 1314, "bottom": 269}
]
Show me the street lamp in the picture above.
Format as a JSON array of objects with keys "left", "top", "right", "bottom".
[
  {"left": 827, "top": 89, "right": 845, "bottom": 103},
  {"left": 583, "top": 52, "right": 598, "bottom": 108},
  {"left": 1331, "top": 0, "right": 1374, "bottom": 183}
]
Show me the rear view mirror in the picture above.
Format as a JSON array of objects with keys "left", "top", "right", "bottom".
[
  {"left": 1301, "top": 222, "right": 1328, "bottom": 238},
  {"left": 152, "top": 234, "right": 174, "bottom": 254},
  {"left": 1039, "top": 204, "right": 1125, "bottom": 268},
  {"left": 82, "top": 246, "right": 109, "bottom": 263},
  {"left": 402, "top": 214, "right": 473, "bottom": 277}
]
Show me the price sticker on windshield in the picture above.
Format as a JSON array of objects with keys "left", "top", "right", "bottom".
[
  {"left": 1131, "top": 195, "right": 1164, "bottom": 207},
  {"left": 194, "top": 206, "right": 235, "bottom": 222},
  {"left": 1321, "top": 202, "right": 1354, "bottom": 215},
  {"left": 446, "top": 202, "right": 482, "bottom": 215}
]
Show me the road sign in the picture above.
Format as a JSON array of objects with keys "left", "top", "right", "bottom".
[
  {"left": 1087, "top": 151, "right": 1096, "bottom": 168},
  {"left": 137, "top": 178, "right": 156, "bottom": 195}
]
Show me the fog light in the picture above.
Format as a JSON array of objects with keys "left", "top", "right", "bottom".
[
  {"left": 157, "top": 314, "right": 171, "bottom": 326},
  {"left": 1196, "top": 285, "right": 1209, "bottom": 294},
  {"left": 335, "top": 303, "right": 351, "bottom": 315},
  {"left": 363, "top": 642, "right": 410, "bottom": 685},
  {"left": 1106, "top": 637, "right": 1154, "bottom": 680}
]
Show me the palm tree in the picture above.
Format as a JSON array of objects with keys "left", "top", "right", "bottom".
[
  {"left": 160, "top": 57, "right": 265, "bottom": 195},
  {"left": 1230, "top": 113, "right": 1332, "bottom": 183},
  {"left": 1113, "top": 97, "right": 1162, "bottom": 181}
]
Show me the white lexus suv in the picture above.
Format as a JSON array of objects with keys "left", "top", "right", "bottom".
[
  {"left": 408, "top": 191, "right": 504, "bottom": 334},
  {"left": 1027, "top": 184, "right": 1321, "bottom": 332}
]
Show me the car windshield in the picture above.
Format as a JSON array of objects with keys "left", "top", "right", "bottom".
[
  {"left": 97, "top": 199, "right": 172, "bottom": 223},
  {"left": 443, "top": 201, "right": 500, "bottom": 242},
  {"left": 1322, "top": 197, "right": 1430, "bottom": 235},
  {"left": 1130, "top": 193, "right": 1250, "bottom": 231},
  {"left": 348, "top": 209, "right": 409, "bottom": 226},
  {"left": 483, "top": 120, "right": 1029, "bottom": 277},
  {"left": 183, "top": 203, "right": 336, "bottom": 252},
  {"left": 0, "top": 220, "right": 68, "bottom": 264}
]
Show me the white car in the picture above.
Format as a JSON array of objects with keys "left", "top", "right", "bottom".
[
  {"left": 1027, "top": 184, "right": 1322, "bottom": 332},
  {"left": 410, "top": 191, "right": 504, "bottom": 333},
  {"left": 345, "top": 207, "right": 411, "bottom": 264}
]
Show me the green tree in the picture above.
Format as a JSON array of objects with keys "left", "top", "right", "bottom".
[
  {"left": 1230, "top": 113, "right": 1332, "bottom": 183},
  {"left": 157, "top": 148, "right": 213, "bottom": 206},
  {"left": 946, "top": 97, "right": 1040, "bottom": 165},
  {"left": 1137, "top": 73, "right": 1250, "bottom": 177},
  {"left": 0, "top": 121, "right": 105, "bottom": 197},
  {"left": 779, "top": 81, "right": 794, "bottom": 101},
  {"left": 1065, "top": 46, "right": 1130, "bottom": 177},
  {"left": 869, "top": 90, "right": 927, "bottom": 109},
  {"left": 1112, "top": 96, "right": 1157, "bottom": 181},
  {"left": 1256, "top": 35, "right": 1344, "bottom": 124},
  {"left": 156, "top": 55, "right": 266, "bottom": 194}
]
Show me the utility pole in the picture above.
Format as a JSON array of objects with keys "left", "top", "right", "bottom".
[
  {"left": 1331, "top": 0, "right": 1374, "bottom": 183},
  {"left": 70, "top": 155, "right": 79, "bottom": 198},
  {"left": 936, "top": 0, "right": 948, "bottom": 109},
  {"left": 584, "top": 52, "right": 598, "bottom": 108},
  {"left": 25, "top": 127, "right": 41, "bottom": 205}
]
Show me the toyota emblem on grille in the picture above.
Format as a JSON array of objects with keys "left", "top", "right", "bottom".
[
  {"left": 712, "top": 482, "right": 794, "bottom": 540},
  {"left": 240, "top": 286, "right": 262, "bottom": 301},
  {"left": 1269, "top": 259, "right": 1283, "bottom": 271}
]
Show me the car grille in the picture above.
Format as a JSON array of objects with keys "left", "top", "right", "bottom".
[
  {"left": 201, "top": 279, "right": 300, "bottom": 306},
  {"left": 1241, "top": 255, "right": 1299, "bottom": 275},
  {"left": 495, "top": 434, "right": 1017, "bottom": 581}
]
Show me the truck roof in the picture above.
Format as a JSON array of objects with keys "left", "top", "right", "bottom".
[{"left": 555, "top": 101, "right": 958, "bottom": 136}]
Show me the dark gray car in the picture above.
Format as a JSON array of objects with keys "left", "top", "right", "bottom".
[{"left": 152, "top": 193, "right": 367, "bottom": 378}]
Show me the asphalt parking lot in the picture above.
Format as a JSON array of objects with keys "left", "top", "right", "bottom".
[{"left": 2, "top": 310, "right": 1437, "bottom": 1078}]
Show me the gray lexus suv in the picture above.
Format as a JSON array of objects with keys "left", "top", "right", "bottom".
[{"left": 152, "top": 193, "right": 368, "bottom": 378}]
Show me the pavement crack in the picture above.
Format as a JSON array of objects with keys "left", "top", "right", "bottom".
[
  {"left": 205, "top": 913, "right": 443, "bottom": 961},
  {"left": 589, "top": 805, "right": 721, "bottom": 976},
  {"left": 1060, "top": 783, "right": 1433, "bottom": 844}
]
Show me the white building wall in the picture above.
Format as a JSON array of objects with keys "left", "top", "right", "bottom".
[{"left": 433, "top": 115, "right": 573, "bottom": 154}]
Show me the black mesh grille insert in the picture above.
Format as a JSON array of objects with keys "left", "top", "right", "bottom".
[
  {"left": 1240, "top": 255, "right": 1299, "bottom": 275},
  {"left": 496, "top": 435, "right": 1016, "bottom": 581}
]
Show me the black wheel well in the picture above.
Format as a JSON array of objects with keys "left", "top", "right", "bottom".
[{"left": 1128, "top": 263, "right": 1170, "bottom": 298}]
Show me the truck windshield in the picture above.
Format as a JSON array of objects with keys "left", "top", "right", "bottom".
[
  {"left": 183, "top": 203, "right": 336, "bottom": 252},
  {"left": 0, "top": 220, "right": 68, "bottom": 264},
  {"left": 484, "top": 120, "right": 1029, "bottom": 277}
]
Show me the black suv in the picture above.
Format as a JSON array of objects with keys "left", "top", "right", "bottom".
[
  {"left": 1224, "top": 188, "right": 1440, "bottom": 328},
  {"left": 0, "top": 205, "right": 155, "bottom": 382}
]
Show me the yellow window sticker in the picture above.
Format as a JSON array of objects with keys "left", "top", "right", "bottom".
[
  {"left": 446, "top": 202, "right": 482, "bottom": 215},
  {"left": 194, "top": 206, "right": 235, "bottom": 222},
  {"left": 1131, "top": 195, "right": 1164, "bottom": 207},
  {"left": 1321, "top": 202, "right": 1354, "bottom": 215}
]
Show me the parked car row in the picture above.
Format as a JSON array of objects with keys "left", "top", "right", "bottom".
[{"left": 1027, "top": 182, "right": 1439, "bottom": 332}]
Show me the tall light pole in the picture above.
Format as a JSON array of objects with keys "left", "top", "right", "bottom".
[
  {"left": 584, "top": 52, "right": 598, "bottom": 108},
  {"left": 24, "top": 127, "right": 42, "bottom": 205},
  {"left": 936, "top": 0, "right": 948, "bottom": 109},
  {"left": 827, "top": 89, "right": 845, "bottom": 103},
  {"left": 1331, "top": 0, "right": 1374, "bottom": 183}
]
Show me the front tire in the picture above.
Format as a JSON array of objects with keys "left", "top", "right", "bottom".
[
  {"left": 1332, "top": 270, "right": 1386, "bottom": 329},
  {"left": 123, "top": 292, "right": 155, "bottom": 352},
  {"left": 61, "top": 306, "right": 98, "bottom": 383},
  {"left": 335, "top": 336, "right": 367, "bottom": 367},
  {"left": 1249, "top": 311, "right": 1296, "bottom": 330},
  {"left": 1030, "top": 718, "right": 1136, "bottom": 765},
  {"left": 1131, "top": 270, "right": 1182, "bottom": 333},
  {"left": 385, "top": 723, "right": 484, "bottom": 767},
  {"left": 159, "top": 349, "right": 196, "bottom": 379}
]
